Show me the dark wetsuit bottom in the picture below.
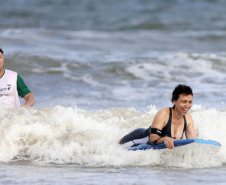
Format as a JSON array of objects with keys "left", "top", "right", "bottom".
[{"left": 119, "top": 128, "right": 150, "bottom": 147}]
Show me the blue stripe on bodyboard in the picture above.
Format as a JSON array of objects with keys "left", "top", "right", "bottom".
[
  {"left": 194, "top": 139, "right": 221, "bottom": 146},
  {"left": 128, "top": 139, "right": 220, "bottom": 151}
]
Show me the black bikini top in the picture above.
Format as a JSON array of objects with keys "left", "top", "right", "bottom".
[
  {"left": 149, "top": 107, "right": 187, "bottom": 139},
  {"left": 161, "top": 107, "right": 187, "bottom": 139}
]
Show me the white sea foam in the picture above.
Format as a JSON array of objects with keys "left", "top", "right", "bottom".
[{"left": 0, "top": 105, "right": 225, "bottom": 168}]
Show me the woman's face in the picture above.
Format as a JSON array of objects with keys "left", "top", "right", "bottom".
[{"left": 173, "top": 93, "right": 193, "bottom": 115}]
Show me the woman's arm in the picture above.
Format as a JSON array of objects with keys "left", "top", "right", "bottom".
[
  {"left": 149, "top": 108, "right": 177, "bottom": 149},
  {"left": 185, "top": 113, "right": 197, "bottom": 139}
]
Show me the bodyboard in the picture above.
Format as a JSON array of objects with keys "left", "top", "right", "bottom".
[{"left": 128, "top": 139, "right": 221, "bottom": 151}]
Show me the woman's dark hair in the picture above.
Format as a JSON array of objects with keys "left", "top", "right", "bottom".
[
  {"left": 0, "top": 48, "right": 4, "bottom": 54},
  {"left": 171, "top": 84, "right": 193, "bottom": 103}
]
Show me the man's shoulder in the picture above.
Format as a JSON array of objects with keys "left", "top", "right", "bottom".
[
  {"left": 5, "top": 69, "right": 18, "bottom": 75},
  {"left": 4, "top": 69, "right": 18, "bottom": 78}
]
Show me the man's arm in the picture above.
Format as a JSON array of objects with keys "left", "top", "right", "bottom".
[
  {"left": 17, "top": 74, "right": 35, "bottom": 108},
  {"left": 22, "top": 93, "right": 35, "bottom": 108}
]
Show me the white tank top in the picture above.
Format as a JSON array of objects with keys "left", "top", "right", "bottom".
[{"left": 0, "top": 69, "right": 21, "bottom": 109}]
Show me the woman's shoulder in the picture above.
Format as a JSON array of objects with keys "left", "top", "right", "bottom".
[
  {"left": 185, "top": 112, "right": 192, "bottom": 119},
  {"left": 152, "top": 107, "right": 171, "bottom": 128},
  {"left": 158, "top": 107, "right": 170, "bottom": 114},
  {"left": 155, "top": 107, "right": 170, "bottom": 118},
  {"left": 185, "top": 112, "right": 194, "bottom": 126}
]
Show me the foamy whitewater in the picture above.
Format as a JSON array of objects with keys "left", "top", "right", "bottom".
[
  {"left": 0, "top": 105, "right": 225, "bottom": 168},
  {"left": 1, "top": 0, "right": 226, "bottom": 184}
]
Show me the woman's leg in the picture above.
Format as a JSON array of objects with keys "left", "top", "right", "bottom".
[{"left": 119, "top": 128, "right": 149, "bottom": 147}]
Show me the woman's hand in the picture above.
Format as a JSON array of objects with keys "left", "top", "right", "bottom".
[{"left": 163, "top": 137, "right": 177, "bottom": 149}]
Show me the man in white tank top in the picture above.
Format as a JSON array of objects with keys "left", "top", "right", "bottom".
[{"left": 0, "top": 48, "right": 35, "bottom": 109}]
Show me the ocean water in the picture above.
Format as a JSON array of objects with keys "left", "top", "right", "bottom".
[{"left": 1, "top": 0, "right": 226, "bottom": 184}]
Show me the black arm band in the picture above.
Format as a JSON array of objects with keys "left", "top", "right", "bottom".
[{"left": 150, "top": 128, "right": 163, "bottom": 136}]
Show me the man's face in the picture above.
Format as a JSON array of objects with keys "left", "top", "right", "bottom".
[{"left": 0, "top": 52, "right": 4, "bottom": 72}]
